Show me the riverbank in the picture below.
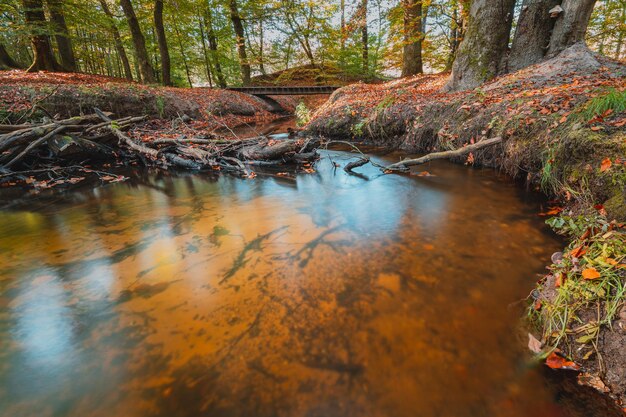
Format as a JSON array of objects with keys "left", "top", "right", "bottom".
[
  {"left": 306, "top": 44, "right": 626, "bottom": 407},
  {"left": 0, "top": 70, "right": 296, "bottom": 130}
]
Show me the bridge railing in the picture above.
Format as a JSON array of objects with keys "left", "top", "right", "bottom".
[{"left": 226, "top": 86, "right": 340, "bottom": 95}]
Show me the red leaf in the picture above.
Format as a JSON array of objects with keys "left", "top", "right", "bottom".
[{"left": 546, "top": 352, "right": 580, "bottom": 370}]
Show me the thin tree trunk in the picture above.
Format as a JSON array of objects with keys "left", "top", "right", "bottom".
[
  {"left": 198, "top": 15, "right": 213, "bottom": 87},
  {"left": 258, "top": 20, "right": 266, "bottom": 75},
  {"left": 340, "top": 0, "right": 346, "bottom": 65},
  {"left": 614, "top": 2, "right": 625, "bottom": 59},
  {"left": 22, "top": 0, "right": 66, "bottom": 72},
  {"left": 154, "top": 0, "right": 171, "bottom": 86},
  {"left": 228, "top": 0, "right": 251, "bottom": 85},
  {"left": 173, "top": 18, "right": 193, "bottom": 87},
  {"left": 401, "top": 0, "right": 423, "bottom": 77},
  {"left": 46, "top": 0, "right": 77, "bottom": 71},
  {"left": 547, "top": 0, "right": 597, "bottom": 58},
  {"left": 446, "top": 0, "right": 516, "bottom": 91},
  {"left": 119, "top": 0, "right": 156, "bottom": 83},
  {"left": 205, "top": 8, "right": 226, "bottom": 88},
  {"left": 0, "top": 44, "right": 22, "bottom": 69},
  {"left": 361, "top": 0, "right": 368, "bottom": 74},
  {"left": 99, "top": 0, "right": 133, "bottom": 80}
]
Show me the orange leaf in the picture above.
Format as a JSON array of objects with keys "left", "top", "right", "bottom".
[
  {"left": 582, "top": 267, "right": 601, "bottom": 280},
  {"left": 571, "top": 245, "right": 587, "bottom": 258},
  {"left": 600, "top": 158, "right": 612, "bottom": 172},
  {"left": 590, "top": 126, "right": 602, "bottom": 131},
  {"left": 546, "top": 352, "right": 580, "bottom": 370}
]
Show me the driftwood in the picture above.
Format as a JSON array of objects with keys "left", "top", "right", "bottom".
[{"left": 0, "top": 109, "right": 320, "bottom": 187}]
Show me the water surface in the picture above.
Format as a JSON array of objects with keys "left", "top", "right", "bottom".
[{"left": 0, "top": 148, "right": 611, "bottom": 417}]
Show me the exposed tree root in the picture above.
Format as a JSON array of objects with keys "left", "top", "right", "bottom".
[{"left": 0, "top": 109, "right": 320, "bottom": 188}]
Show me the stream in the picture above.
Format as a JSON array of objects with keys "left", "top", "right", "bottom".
[{"left": 0, "top": 135, "right": 618, "bottom": 416}]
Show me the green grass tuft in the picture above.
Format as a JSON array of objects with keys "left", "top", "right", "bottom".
[{"left": 578, "top": 88, "right": 626, "bottom": 122}]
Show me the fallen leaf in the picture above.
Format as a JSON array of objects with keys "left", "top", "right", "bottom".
[
  {"left": 528, "top": 333, "right": 543, "bottom": 354},
  {"left": 571, "top": 245, "right": 587, "bottom": 258},
  {"left": 600, "top": 158, "right": 612, "bottom": 172},
  {"left": 582, "top": 267, "right": 601, "bottom": 280},
  {"left": 590, "top": 126, "right": 602, "bottom": 131},
  {"left": 546, "top": 351, "right": 580, "bottom": 371}
]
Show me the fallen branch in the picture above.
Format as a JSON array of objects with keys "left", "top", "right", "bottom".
[
  {"left": 344, "top": 157, "right": 370, "bottom": 174},
  {"left": 384, "top": 137, "right": 503, "bottom": 172}
]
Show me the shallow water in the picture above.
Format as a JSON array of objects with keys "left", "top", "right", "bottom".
[{"left": 0, "top": 147, "right": 613, "bottom": 417}]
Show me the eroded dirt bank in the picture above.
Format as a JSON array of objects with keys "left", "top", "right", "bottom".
[
  {"left": 306, "top": 44, "right": 626, "bottom": 407},
  {"left": 0, "top": 70, "right": 296, "bottom": 131}
]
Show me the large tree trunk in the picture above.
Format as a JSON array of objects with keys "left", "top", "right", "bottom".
[
  {"left": 119, "top": 0, "right": 156, "bottom": 83},
  {"left": 445, "top": 0, "right": 516, "bottom": 91},
  {"left": 205, "top": 9, "right": 226, "bottom": 88},
  {"left": 46, "top": 0, "right": 77, "bottom": 71},
  {"left": 154, "top": 0, "right": 171, "bottom": 86},
  {"left": 22, "top": 0, "right": 66, "bottom": 72},
  {"left": 99, "top": 0, "right": 133, "bottom": 80},
  {"left": 0, "top": 44, "right": 22, "bottom": 69},
  {"left": 546, "top": 0, "right": 597, "bottom": 58},
  {"left": 508, "top": 0, "right": 560, "bottom": 72},
  {"left": 401, "top": 0, "right": 423, "bottom": 77},
  {"left": 228, "top": 0, "right": 250, "bottom": 85}
]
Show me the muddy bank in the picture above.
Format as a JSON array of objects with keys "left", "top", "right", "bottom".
[{"left": 306, "top": 44, "right": 626, "bottom": 406}]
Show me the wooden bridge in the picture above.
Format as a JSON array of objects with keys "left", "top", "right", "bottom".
[
  {"left": 226, "top": 85, "right": 340, "bottom": 113},
  {"left": 227, "top": 85, "right": 340, "bottom": 96}
]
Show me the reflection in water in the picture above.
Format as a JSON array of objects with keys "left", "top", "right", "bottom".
[{"left": 0, "top": 150, "right": 617, "bottom": 417}]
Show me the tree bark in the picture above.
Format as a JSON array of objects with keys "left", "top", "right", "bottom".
[
  {"left": 508, "top": 0, "right": 560, "bottom": 72},
  {"left": 361, "top": 0, "right": 368, "bottom": 74},
  {"left": 546, "top": 0, "right": 597, "bottom": 58},
  {"left": 444, "top": 2, "right": 466, "bottom": 71},
  {"left": 0, "top": 44, "right": 22, "bottom": 69},
  {"left": 22, "top": 0, "right": 66, "bottom": 72},
  {"left": 445, "top": 0, "right": 516, "bottom": 91},
  {"left": 119, "top": 0, "right": 156, "bottom": 83},
  {"left": 46, "top": 0, "right": 77, "bottom": 71},
  {"left": 401, "top": 0, "right": 423, "bottom": 77},
  {"left": 228, "top": 0, "right": 251, "bottom": 85},
  {"left": 99, "top": 0, "right": 133, "bottom": 80},
  {"left": 205, "top": 8, "right": 226, "bottom": 88},
  {"left": 154, "top": 0, "right": 171, "bottom": 86}
]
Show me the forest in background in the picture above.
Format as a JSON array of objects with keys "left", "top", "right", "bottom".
[{"left": 1, "top": 0, "right": 624, "bottom": 88}]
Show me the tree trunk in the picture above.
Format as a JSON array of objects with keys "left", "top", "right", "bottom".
[
  {"left": 0, "top": 44, "right": 22, "bottom": 69},
  {"left": 99, "top": 0, "right": 133, "bottom": 80},
  {"left": 444, "top": 2, "right": 464, "bottom": 71},
  {"left": 154, "top": 0, "right": 171, "bottom": 86},
  {"left": 22, "top": 0, "right": 66, "bottom": 72},
  {"left": 546, "top": 0, "right": 597, "bottom": 58},
  {"left": 198, "top": 15, "right": 213, "bottom": 87},
  {"left": 258, "top": 21, "right": 266, "bottom": 75},
  {"left": 119, "top": 0, "right": 156, "bottom": 83},
  {"left": 508, "top": 0, "right": 560, "bottom": 72},
  {"left": 46, "top": 0, "right": 77, "bottom": 71},
  {"left": 445, "top": 0, "right": 516, "bottom": 91},
  {"left": 205, "top": 8, "right": 226, "bottom": 88},
  {"left": 361, "top": 0, "right": 368, "bottom": 74},
  {"left": 173, "top": 18, "right": 192, "bottom": 87},
  {"left": 401, "top": 0, "right": 423, "bottom": 77},
  {"left": 228, "top": 0, "right": 251, "bottom": 85}
]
